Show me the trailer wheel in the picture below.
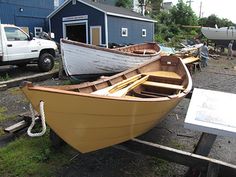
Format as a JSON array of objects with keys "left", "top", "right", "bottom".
[
  {"left": 38, "top": 53, "right": 54, "bottom": 72},
  {"left": 50, "top": 129, "right": 65, "bottom": 148}
]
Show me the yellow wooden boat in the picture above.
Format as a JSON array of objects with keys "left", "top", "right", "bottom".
[{"left": 21, "top": 56, "right": 192, "bottom": 153}]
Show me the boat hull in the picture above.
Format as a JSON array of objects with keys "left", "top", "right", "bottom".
[
  {"left": 21, "top": 87, "right": 182, "bottom": 153},
  {"left": 21, "top": 56, "right": 192, "bottom": 153},
  {"left": 201, "top": 27, "right": 236, "bottom": 40},
  {"left": 61, "top": 40, "right": 160, "bottom": 80}
]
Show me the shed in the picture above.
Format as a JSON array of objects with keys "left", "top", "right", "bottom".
[
  {"left": 0, "top": 0, "right": 54, "bottom": 36},
  {"left": 48, "top": 0, "right": 156, "bottom": 47}
]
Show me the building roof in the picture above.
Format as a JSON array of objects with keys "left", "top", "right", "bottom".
[{"left": 48, "top": 0, "right": 156, "bottom": 22}]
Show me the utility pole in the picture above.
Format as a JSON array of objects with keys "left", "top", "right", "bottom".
[
  {"left": 186, "top": 0, "right": 194, "bottom": 7},
  {"left": 199, "top": 1, "right": 202, "bottom": 18}
]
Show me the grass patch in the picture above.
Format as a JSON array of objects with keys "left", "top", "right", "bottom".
[
  {"left": 0, "top": 107, "right": 7, "bottom": 122},
  {"left": 151, "top": 157, "right": 173, "bottom": 176},
  {"left": 0, "top": 73, "right": 10, "bottom": 81},
  {"left": 9, "top": 87, "right": 23, "bottom": 95},
  {"left": 0, "top": 133, "right": 76, "bottom": 177},
  {"left": 0, "top": 107, "right": 16, "bottom": 123},
  {"left": 168, "top": 139, "right": 185, "bottom": 150},
  {"left": 0, "top": 127, "right": 5, "bottom": 136}
]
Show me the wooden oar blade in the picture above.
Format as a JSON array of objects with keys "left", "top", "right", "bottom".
[
  {"left": 109, "top": 75, "right": 149, "bottom": 97},
  {"left": 92, "top": 74, "right": 142, "bottom": 96}
]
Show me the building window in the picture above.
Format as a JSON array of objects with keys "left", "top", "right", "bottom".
[
  {"left": 34, "top": 27, "right": 43, "bottom": 37},
  {"left": 72, "top": 0, "right": 76, "bottom": 5},
  {"left": 142, "top": 29, "right": 146, "bottom": 37},
  {"left": 121, "top": 28, "right": 128, "bottom": 37},
  {"left": 54, "top": 0, "right": 59, "bottom": 7}
]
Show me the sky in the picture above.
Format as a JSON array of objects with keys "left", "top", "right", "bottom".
[{"left": 166, "top": 0, "right": 236, "bottom": 23}]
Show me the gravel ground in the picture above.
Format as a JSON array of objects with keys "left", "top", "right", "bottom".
[{"left": 1, "top": 55, "right": 236, "bottom": 176}]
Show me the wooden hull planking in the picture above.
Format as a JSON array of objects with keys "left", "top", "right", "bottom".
[
  {"left": 21, "top": 56, "right": 192, "bottom": 153},
  {"left": 61, "top": 39, "right": 161, "bottom": 78}
]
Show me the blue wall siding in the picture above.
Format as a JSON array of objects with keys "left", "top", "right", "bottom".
[
  {"left": 0, "top": 0, "right": 54, "bottom": 33},
  {"left": 0, "top": 0, "right": 54, "bottom": 9},
  {"left": 107, "top": 16, "right": 154, "bottom": 45},
  {"left": 50, "top": 1, "right": 106, "bottom": 43}
]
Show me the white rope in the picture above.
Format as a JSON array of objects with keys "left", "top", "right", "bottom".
[{"left": 27, "top": 101, "right": 47, "bottom": 137}]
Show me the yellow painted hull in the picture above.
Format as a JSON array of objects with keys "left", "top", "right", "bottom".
[
  {"left": 22, "top": 87, "right": 182, "bottom": 153},
  {"left": 21, "top": 56, "right": 192, "bottom": 153}
]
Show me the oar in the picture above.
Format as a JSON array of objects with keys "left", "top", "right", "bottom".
[
  {"left": 108, "top": 75, "right": 149, "bottom": 97},
  {"left": 92, "top": 74, "right": 142, "bottom": 96}
]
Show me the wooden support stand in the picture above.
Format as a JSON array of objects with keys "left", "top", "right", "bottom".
[
  {"left": 120, "top": 139, "right": 236, "bottom": 177},
  {"left": 192, "top": 61, "right": 202, "bottom": 73}
]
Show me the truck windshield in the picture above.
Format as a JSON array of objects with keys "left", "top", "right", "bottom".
[{"left": 4, "top": 27, "right": 28, "bottom": 41}]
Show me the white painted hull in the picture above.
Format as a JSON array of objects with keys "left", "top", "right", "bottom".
[
  {"left": 61, "top": 41, "right": 159, "bottom": 78},
  {"left": 201, "top": 27, "right": 236, "bottom": 40}
]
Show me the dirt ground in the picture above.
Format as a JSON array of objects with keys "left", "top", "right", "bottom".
[{"left": 1, "top": 55, "right": 236, "bottom": 176}]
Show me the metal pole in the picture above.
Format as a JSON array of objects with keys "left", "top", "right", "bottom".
[{"left": 199, "top": 1, "right": 202, "bottom": 18}]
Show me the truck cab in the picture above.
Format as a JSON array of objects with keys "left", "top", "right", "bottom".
[{"left": 0, "top": 24, "right": 58, "bottom": 72}]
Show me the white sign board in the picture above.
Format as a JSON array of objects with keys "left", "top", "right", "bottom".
[
  {"left": 62, "top": 15, "right": 88, "bottom": 22},
  {"left": 185, "top": 88, "right": 236, "bottom": 137}
]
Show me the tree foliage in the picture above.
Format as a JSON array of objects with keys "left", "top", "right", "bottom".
[
  {"left": 115, "top": 0, "right": 131, "bottom": 8},
  {"left": 170, "top": 0, "right": 198, "bottom": 26},
  {"left": 154, "top": 0, "right": 198, "bottom": 43},
  {"left": 199, "top": 14, "right": 234, "bottom": 28}
]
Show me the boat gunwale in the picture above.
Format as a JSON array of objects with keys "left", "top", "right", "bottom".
[
  {"left": 61, "top": 39, "right": 161, "bottom": 57},
  {"left": 22, "top": 56, "right": 192, "bottom": 103}
]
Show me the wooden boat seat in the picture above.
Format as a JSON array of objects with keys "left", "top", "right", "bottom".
[
  {"left": 133, "top": 49, "right": 157, "bottom": 54},
  {"left": 142, "top": 81, "right": 184, "bottom": 90},
  {"left": 145, "top": 71, "right": 182, "bottom": 80},
  {"left": 183, "top": 56, "right": 200, "bottom": 64}
]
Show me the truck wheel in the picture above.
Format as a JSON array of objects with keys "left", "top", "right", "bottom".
[{"left": 38, "top": 53, "right": 54, "bottom": 72}]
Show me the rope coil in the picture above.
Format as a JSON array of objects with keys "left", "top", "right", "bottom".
[{"left": 27, "top": 101, "right": 47, "bottom": 137}]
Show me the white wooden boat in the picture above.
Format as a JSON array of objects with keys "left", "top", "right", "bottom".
[
  {"left": 21, "top": 56, "right": 192, "bottom": 153},
  {"left": 60, "top": 39, "right": 161, "bottom": 81}
]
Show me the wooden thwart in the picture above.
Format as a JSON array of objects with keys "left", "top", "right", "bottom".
[
  {"left": 143, "top": 81, "right": 184, "bottom": 90},
  {"left": 145, "top": 71, "right": 182, "bottom": 80}
]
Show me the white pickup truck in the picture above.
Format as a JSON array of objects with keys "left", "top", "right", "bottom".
[{"left": 0, "top": 24, "right": 58, "bottom": 72}]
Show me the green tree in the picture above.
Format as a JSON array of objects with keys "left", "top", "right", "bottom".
[
  {"left": 199, "top": 14, "right": 235, "bottom": 27},
  {"left": 170, "top": 0, "right": 198, "bottom": 26},
  {"left": 115, "top": 0, "right": 131, "bottom": 8}
]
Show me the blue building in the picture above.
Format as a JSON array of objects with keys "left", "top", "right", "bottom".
[
  {"left": 48, "top": 0, "right": 156, "bottom": 47},
  {"left": 0, "top": 0, "right": 54, "bottom": 36}
]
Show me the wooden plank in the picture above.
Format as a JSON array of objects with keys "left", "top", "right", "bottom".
[
  {"left": 207, "top": 162, "right": 220, "bottom": 177},
  {"left": 0, "top": 70, "right": 58, "bottom": 88},
  {"left": 183, "top": 57, "right": 200, "bottom": 64},
  {"left": 194, "top": 133, "right": 217, "bottom": 155},
  {"left": 4, "top": 120, "right": 28, "bottom": 133},
  {"left": 121, "top": 139, "right": 236, "bottom": 177},
  {"left": 143, "top": 81, "right": 184, "bottom": 90},
  {"left": 185, "top": 133, "right": 217, "bottom": 177},
  {"left": 145, "top": 71, "right": 182, "bottom": 80}
]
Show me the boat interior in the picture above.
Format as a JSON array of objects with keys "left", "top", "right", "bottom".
[
  {"left": 116, "top": 43, "right": 160, "bottom": 55},
  {"left": 53, "top": 56, "right": 189, "bottom": 99}
]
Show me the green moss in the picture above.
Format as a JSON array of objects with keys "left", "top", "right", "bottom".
[
  {"left": 168, "top": 139, "right": 185, "bottom": 150},
  {"left": 0, "top": 73, "right": 10, "bottom": 81},
  {"left": 0, "top": 133, "right": 75, "bottom": 177},
  {"left": 0, "top": 107, "right": 7, "bottom": 122},
  {"left": 151, "top": 158, "right": 173, "bottom": 176},
  {"left": 0, "top": 127, "right": 5, "bottom": 136},
  {"left": 9, "top": 87, "right": 23, "bottom": 95}
]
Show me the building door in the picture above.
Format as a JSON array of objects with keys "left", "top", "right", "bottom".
[
  {"left": 63, "top": 21, "right": 88, "bottom": 43},
  {"left": 90, "top": 26, "right": 101, "bottom": 46}
]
